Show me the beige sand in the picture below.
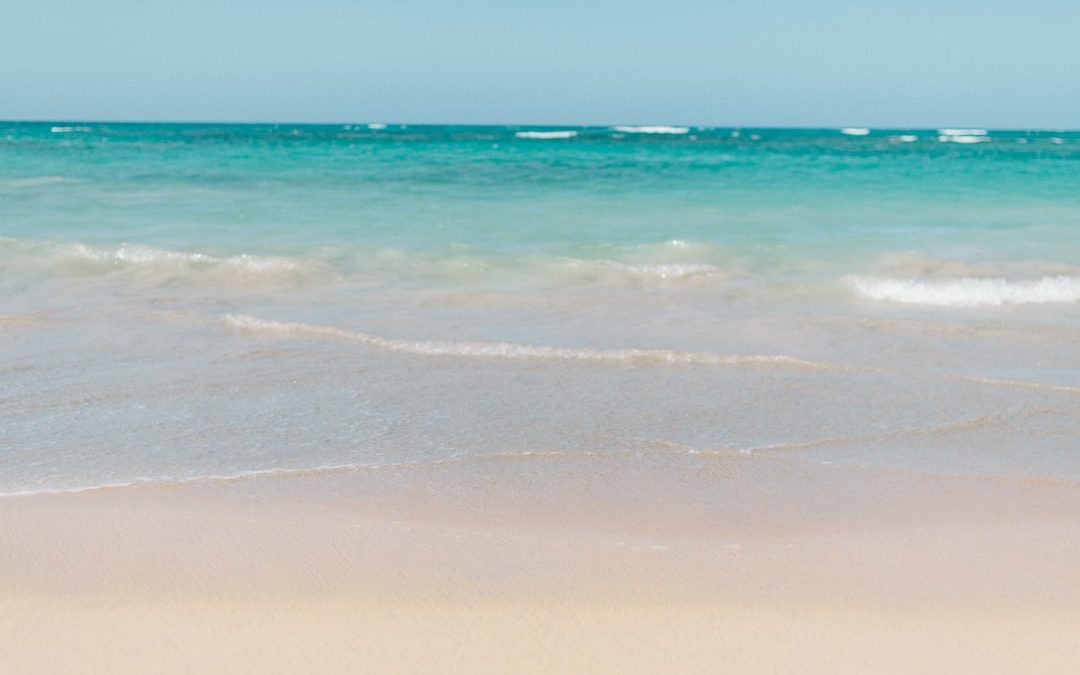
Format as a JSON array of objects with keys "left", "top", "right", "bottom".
[{"left": 2, "top": 459, "right": 1079, "bottom": 674}]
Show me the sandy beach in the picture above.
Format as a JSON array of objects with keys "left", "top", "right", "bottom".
[
  {"left": 7, "top": 0, "right": 1080, "bottom": 669},
  {"left": 3, "top": 455, "right": 1079, "bottom": 674},
  {"left": 5, "top": 125, "right": 1080, "bottom": 674}
]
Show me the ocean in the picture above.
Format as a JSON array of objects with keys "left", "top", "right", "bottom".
[{"left": 3, "top": 122, "right": 1079, "bottom": 495}]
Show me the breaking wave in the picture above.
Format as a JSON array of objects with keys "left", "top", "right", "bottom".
[
  {"left": 848, "top": 275, "right": 1080, "bottom": 307},
  {"left": 515, "top": 130, "right": 578, "bottom": 139},
  {"left": 0, "top": 240, "right": 334, "bottom": 286},
  {"left": 0, "top": 237, "right": 740, "bottom": 290},
  {"left": 535, "top": 257, "right": 727, "bottom": 285},
  {"left": 613, "top": 125, "right": 690, "bottom": 135},
  {"left": 938, "top": 128, "right": 988, "bottom": 136},
  {"left": 938, "top": 134, "right": 988, "bottom": 144}
]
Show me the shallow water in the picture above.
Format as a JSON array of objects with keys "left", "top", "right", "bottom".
[{"left": 2, "top": 122, "right": 1079, "bottom": 494}]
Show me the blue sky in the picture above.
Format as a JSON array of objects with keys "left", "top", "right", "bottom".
[{"left": 2, "top": 0, "right": 1078, "bottom": 127}]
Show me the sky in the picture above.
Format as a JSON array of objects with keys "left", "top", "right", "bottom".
[{"left": 2, "top": 0, "right": 1079, "bottom": 128}]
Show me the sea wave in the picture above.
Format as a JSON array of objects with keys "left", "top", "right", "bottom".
[
  {"left": 515, "top": 130, "right": 578, "bottom": 139},
  {"left": 613, "top": 125, "right": 690, "bottom": 135},
  {"left": 840, "top": 128, "right": 870, "bottom": 136},
  {"left": 848, "top": 275, "right": 1080, "bottom": 307},
  {"left": 538, "top": 240, "right": 734, "bottom": 285},
  {"left": 938, "top": 135, "right": 988, "bottom": 144},
  {"left": 346, "top": 239, "right": 735, "bottom": 287},
  {"left": 2, "top": 175, "right": 83, "bottom": 188},
  {"left": 0, "top": 240, "right": 334, "bottom": 286},
  {"left": 938, "top": 128, "right": 988, "bottom": 136},
  {"left": 0, "top": 237, "right": 738, "bottom": 290},
  {"left": 341, "top": 236, "right": 738, "bottom": 287},
  {"left": 538, "top": 258, "right": 727, "bottom": 285},
  {"left": 222, "top": 314, "right": 830, "bottom": 369},
  {"left": 63, "top": 243, "right": 329, "bottom": 279}
]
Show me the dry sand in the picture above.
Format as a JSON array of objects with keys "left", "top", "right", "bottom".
[{"left": 2, "top": 457, "right": 1079, "bottom": 673}]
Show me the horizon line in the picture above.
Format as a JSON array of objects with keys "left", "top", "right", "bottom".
[{"left": 2, "top": 119, "right": 1078, "bottom": 132}]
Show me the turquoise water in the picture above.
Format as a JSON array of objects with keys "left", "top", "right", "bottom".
[
  {"left": 4, "top": 123, "right": 1080, "bottom": 277},
  {"left": 2, "top": 123, "right": 1080, "bottom": 495}
]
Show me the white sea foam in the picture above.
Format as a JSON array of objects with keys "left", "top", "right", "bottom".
[
  {"left": 613, "top": 125, "right": 690, "bottom": 135},
  {"left": 8, "top": 242, "right": 336, "bottom": 285},
  {"left": 367, "top": 123, "right": 387, "bottom": 130},
  {"left": 849, "top": 276, "right": 1080, "bottom": 307},
  {"left": 50, "top": 126, "right": 91, "bottom": 133},
  {"left": 938, "top": 128, "right": 988, "bottom": 136},
  {"left": 605, "top": 262, "right": 720, "bottom": 281},
  {"left": 515, "top": 130, "right": 579, "bottom": 139},
  {"left": 938, "top": 135, "right": 988, "bottom": 144},
  {"left": 544, "top": 258, "right": 726, "bottom": 284},
  {"left": 840, "top": 128, "right": 870, "bottom": 136},
  {"left": 893, "top": 135, "right": 919, "bottom": 143},
  {"left": 67, "top": 243, "right": 293, "bottom": 270},
  {"left": 343, "top": 239, "right": 733, "bottom": 287},
  {"left": 222, "top": 314, "right": 829, "bottom": 369}
]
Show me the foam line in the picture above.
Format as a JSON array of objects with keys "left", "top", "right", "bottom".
[
  {"left": 848, "top": 276, "right": 1080, "bottom": 307},
  {"left": 221, "top": 314, "right": 832, "bottom": 370}
]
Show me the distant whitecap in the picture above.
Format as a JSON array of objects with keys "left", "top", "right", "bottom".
[
  {"left": 840, "top": 128, "right": 870, "bottom": 136},
  {"left": 613, "top": 125, "right": 690, "bottom": 135},
  {"left": 938, "top": 135, "right": 988, "bottom": 144},
  {"left": 938, "top": 128, "right": 987, "bottom": 136},
  {"left": 514, "top": 130, "right": 578, "bottom": 139}
]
